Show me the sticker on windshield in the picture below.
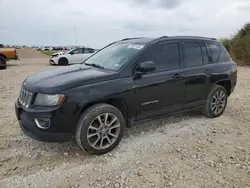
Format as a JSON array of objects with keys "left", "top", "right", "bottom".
[{"left": 127, "top": 45, "right": 144, "bottom": 50}]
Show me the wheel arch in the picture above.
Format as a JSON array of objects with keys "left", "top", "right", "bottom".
[
  {"left": 216, "top": 80, "right": 232, "bottom": 96},
  {"left": 0, "top": 53, "right": 7, "bottom": 59},
  {"left": 78, "top": 98, "right": 129, "bottom": 127}
]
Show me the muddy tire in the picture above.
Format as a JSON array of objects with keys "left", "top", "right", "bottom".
[
  {"left": 76, "top": 104, "right": 125, "bottom": 155},
  {"left": 203, "top": 85, "right": 228, "bottom": 118},
  {"left": 0, "top": 57, "right": 6, "bottom": 70}
]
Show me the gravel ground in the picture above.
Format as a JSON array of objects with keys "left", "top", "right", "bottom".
[{"left": 0, "top": 58, "right": 250, "bottom": 188}]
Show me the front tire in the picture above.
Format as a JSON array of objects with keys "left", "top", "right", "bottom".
[
  {"left": 76, "top": 104, "right": 125, "bottom": 155},
  {"left": 203, "top": 85, "right": 228, "bottom": 118},
  {"left": 0, "top": 57, "right": 7, "bottom": 70},
  {"left": 58, "top": 57, "right": 68, "bottom": 65}
]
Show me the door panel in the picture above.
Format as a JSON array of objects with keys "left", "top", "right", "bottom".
[
  {"left": 77, "top": 53, "right": 92, "bottom": 63},
  {"left": 180, "top": 40, "right": 210, "bottom": 108},
  {"left": 68, "top": 49, "right": 84, "bottom": 64},
  {"left": 181, "top": 67, "right": 208, "bottom": 106},
  {"left": 71, "top": 54, "right": 84, "bottom": 64},
  {"left": 135, "top": 70, "right": 185, "bottom": 120},
  {"left": 133, "top": 41, "right": 186, "bottom": 120}
]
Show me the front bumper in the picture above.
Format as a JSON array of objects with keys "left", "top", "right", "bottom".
[
  {"left": 15, "top": 101, "right": 73, "bottom": 142},
  {"left": 49, "top": 57, "right": 59, "bottom": 65}
]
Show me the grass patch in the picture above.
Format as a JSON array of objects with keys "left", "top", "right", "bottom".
[{"left": 41, "top": 51, "right": 59, "bottom": 56}]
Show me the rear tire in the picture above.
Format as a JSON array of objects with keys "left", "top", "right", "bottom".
[
  {"left": 76, "top": 104, "right": 125, "bottom": 155},
  {"left": 0, "top": 57, "right": 6, "bottom": 70},
  {"left": 58, "top": 57, "right": 68, "bottom": 65},
  {"left": 202, "top": 85, "right": 228, "bottom": 118}
]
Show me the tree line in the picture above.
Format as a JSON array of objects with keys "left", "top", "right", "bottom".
[{"left": 221, "top": 22, "right": 250, "bottom": 66}]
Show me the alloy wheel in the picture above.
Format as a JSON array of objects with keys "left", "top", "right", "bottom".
[
  {"left": 211, "top": 90, "right": 226, "bottom": 115},
  {"left": 87, "top": 113, "right": 120, "bottom": 150}
]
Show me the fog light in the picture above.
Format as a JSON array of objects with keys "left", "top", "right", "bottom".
[{"left": 34, "top": 118, "right": 51, "bottom": 129}]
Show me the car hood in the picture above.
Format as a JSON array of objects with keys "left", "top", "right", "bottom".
[
  {"left": 51, "top": 51, "right": 66, "bottom": 56},
  {"left": 24, "top": 64, "right": 119, "bottom": 93}
]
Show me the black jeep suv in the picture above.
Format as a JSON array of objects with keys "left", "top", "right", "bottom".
[{"left": 15, "top": 36, "right": 237, "bottom": 155}]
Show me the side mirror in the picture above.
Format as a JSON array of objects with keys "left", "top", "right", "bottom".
[{"left": 136, "top": 61, "right": 156, "bottom": 74}]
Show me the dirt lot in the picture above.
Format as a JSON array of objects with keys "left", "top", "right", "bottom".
[{"left": 0, "top": 58, "right": 250, "bottom": 188}]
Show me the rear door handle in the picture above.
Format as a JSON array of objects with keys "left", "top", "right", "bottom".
[{"left": 172, "top": 73, "right": 182, "bottom": 79}]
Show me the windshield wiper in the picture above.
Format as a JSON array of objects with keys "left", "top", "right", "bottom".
[{"left": 84, "top": 63, "right": 105, "bottom": 69}]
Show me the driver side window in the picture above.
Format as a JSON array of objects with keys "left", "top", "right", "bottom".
[{"left": 139, "top": 42, "right": 180, "bottom": 72}]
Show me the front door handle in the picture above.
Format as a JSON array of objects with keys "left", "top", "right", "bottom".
[{"left": 172, "top": 73, "right": 182, "bottom": 79}]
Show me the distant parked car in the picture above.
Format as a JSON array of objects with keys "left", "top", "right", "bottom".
[
  {"left": 49, "top": 47, "right": 96, "bottom": 65},
  {"left": 42, "top": 46, "right": 53, "bottom": 51},
  {"left": 0, "top": 48, "right": 19, "bottom": 69},
  {"left": 52, "top": 46, "right": 64, "bottom": 51}
]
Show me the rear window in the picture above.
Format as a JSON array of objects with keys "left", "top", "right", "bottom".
[{"left": 207, "top": 43, "right": 220, "bottom": 63}]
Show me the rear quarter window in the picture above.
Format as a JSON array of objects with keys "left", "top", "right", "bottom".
[
  {"left": 219, "top": 45, "right": 232, "bottom": 62},
  {"left": 207, "top": 42, "right": 221, "bottom": 63}
]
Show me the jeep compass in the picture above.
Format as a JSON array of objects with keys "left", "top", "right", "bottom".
[{"left": 15, "top": 36, "right": 237, "bottom": 155}]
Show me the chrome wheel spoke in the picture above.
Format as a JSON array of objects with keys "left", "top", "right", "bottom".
[
  {"left": 212, "top": 104, "right": 217, "bottom": 111},
  {"left": 99, "top": 137, "right": 104, "bottom": 148},
  {"left": 215, "top": 105, "right": 219, "bottom": 113},
  {"left": 97, "top": 115, "right": 103, "bottom": 125},
  {"left": 110, "top": 123, "right": 120, "bottom": 130},
  {"left": 93, "top": 135, "right": 101, "bottom": 147},
  {"left": 87, "top": 133, "right": 99, "bottom": 138},
  {"left": 104, "top": 113, "right": 109, "bottom": 125},
  {"left": 89, "top": 125, "right": 99, "bottom": 131},
  {"left": 108, "top": 116, "right": 117, "bottom": 126},
  {"left": 106, "top": 136, "right": 112, "bottom": 145},
  {"left": 109, "top": 132, "right": 118, "bottom": 138}
]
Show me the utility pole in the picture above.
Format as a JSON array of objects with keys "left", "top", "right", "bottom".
[{"left": 74, "top": 25, "right": 77, "bottom": 47}]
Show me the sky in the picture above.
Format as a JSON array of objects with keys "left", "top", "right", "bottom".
[{"left": 0, "top": 0, "right": 250, "bottom": 48}]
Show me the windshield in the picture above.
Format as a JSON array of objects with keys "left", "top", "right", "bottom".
[
  {"left": 66, "top": 49, "right": 75, "bottom": 54},
  {"left": 84, "top": 42, "right": 145, "bottom": 70}
]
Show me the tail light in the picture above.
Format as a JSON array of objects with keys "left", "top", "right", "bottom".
[{"left": 14, "top": 49, "right": 17, "bottom": 55}]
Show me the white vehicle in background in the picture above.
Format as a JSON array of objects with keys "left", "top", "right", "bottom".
[
  {"left": 49, "top": 47, "right": 96, "bottom": 65},
  {"left": 42, "top": 46, "right": 53, "bottom": 51}
]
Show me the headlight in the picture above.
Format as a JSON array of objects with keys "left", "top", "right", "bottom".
[{"left": 34, "top": 93, "right": 65, "bottom": 106}]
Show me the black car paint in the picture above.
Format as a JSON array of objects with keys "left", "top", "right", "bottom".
[
  {"left": 25, "top": 64, "right": 119, "bottom": 93},
  {"left": 15, "top": 36, "right": 237, "bottom": 142}
]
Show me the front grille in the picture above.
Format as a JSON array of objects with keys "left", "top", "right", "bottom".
[{"left": 19, "top": 87, "right": 34, "bottom": 108}]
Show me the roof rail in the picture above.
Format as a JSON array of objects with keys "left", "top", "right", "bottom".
[
  {"left": 121, "top": 37, "right": 144, "bottom": 41},
  {"left": 158, "top": 36, "right": 217, "bottom": 41},
  {"left": 158, "top": 36, "right": 168, "bottom": 39}
]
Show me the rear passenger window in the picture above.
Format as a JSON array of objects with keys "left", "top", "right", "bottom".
[
  {"left": 140, "top": 43, "right": 179, "bottom": 71},
  {"left": 201, "top": 43, "right": 209, "bottom": 64},
  {"left": 85, "top": 48, "right": 95, "bottom": 53},
  {"left": 183, "top": 42, "right": 203, "bottom": 67},
  {"left": 207, "top": 43, "right": 220, "bottom": 63}
]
